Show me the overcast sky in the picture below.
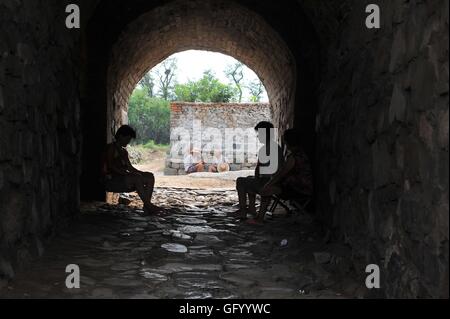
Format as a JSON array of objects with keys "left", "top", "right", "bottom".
[{"left": 150, "top": 50, "right": 269, "bottom": 102}]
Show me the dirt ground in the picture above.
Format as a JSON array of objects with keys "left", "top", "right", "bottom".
[{"left": 134, "top": 150, "right": 236, "bottom": 190}]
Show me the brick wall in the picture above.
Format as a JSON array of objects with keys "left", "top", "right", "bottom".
[
  {"left": 165, "top": 102, "right": 272, "bottom": 175},
  {"left": 107, "top": 0, "right": 296, "bottom": 144}
]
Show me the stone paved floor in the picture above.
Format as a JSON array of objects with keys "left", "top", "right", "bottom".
[{"left": 1, "top": 188, "right": 365, "bottom": 299}]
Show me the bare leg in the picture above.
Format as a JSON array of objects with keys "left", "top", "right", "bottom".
[
  {"left": 131, "top": 173, "right": 162, "bottom": 214},
  {"left": 255, "top": 185, "right": 282, "bottom": 223},
  {"left": 142, "top": 173, "right": 164, "bottom": 214},
  {"left": 256, "top": 197, "right": 272, "bottom": 222},
  {"left": 248, "top": 193, "right": 257, "bottom": 216},
  {"left": 142, "top": 172, "right": 155, "bottom": 201},
  {"left": 209, "top": 165, "right": 218, "bottom": 173},
  {"left": 130, "top": 175, "right": 152, "bottom": 208},
  {"left": 235, "top": 177, "right": 248, "bottom": 218}
]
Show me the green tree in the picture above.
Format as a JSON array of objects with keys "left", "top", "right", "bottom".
[
  {"left": 155, "top": 58, "right": 178, "bottom": 101},
  {"left": 174, "top": 70, "right": 237, "bottom": 103},
  {"left": 174, "top": 81, "right": 199, "bottom": 102},
  {"left": 225, "top": 62, "right": 245, "bottom": 103},
  {"left": 247, "top": 79, "right": 265, "bottom": 102},
  {"left": 128, "top": 88, "right": 170, "bottom": 145},
  {"left": 139, "top": 72, "right": 155, "bottom": 97}
]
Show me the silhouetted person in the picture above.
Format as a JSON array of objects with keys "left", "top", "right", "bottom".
[
  {"left": 251, "top": 129, "right": 313, "bottom": 224},
  {"left": 102, "top": 125, "right": 163, "bottom": 215},
  {"left": 233, "top": 121, "right": 284, "bottom": 220}
]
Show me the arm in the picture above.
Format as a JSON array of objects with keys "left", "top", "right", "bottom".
[
  {"left": 126, "top": 155, "right": 142, "bottom": 174},
  {"left": 265, "top": 156, "right": 295, "bottom": 187},
  {"left": 184, "top": 155, "right": 192, "bottom": 172},
  {"left": 105, "top": 146, "right": 129, "bottom": 176}
]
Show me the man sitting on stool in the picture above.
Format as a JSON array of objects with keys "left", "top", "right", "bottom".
[
  {"left": 249, "top": 129, "right": 313, "bottom": 224},
  {"left": 184, "top": 146, "right": 205, "bottom": 174},
  {"left": 208, "top": 149, "right": 230, "bottom": 173},
  {"left": 233, "top": 121, "right": 284, "bottom": 220}
]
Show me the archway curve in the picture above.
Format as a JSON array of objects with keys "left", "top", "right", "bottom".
[
  {"left": 81, "top": 0, "right": 322, "bottom": 201},
  {"left": 106, "top": 0, "right": 296, "bottom": 142}
]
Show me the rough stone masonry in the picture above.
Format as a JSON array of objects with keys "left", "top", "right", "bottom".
[
  {"left": 0, "top": 0, "right": 448, "bottom": 299},
  {"left": 165, "top": 102, "right": 272, "bottom": 175}
]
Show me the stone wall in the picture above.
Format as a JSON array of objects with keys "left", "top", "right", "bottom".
[
  {"left": 0, "top": 0, "right": 447, "bottom": 298},
  {"left": 107, "top": 0, "right": 296, "bottom": 144},
  {"left": 315, "top": 0, "right": 449, "bottom": 298},
  {"left": 165, "top": 102, "right": 272, "bottom": 175},
  {"left": 0, "top": 0, "right": 83, "bottom": 282}
]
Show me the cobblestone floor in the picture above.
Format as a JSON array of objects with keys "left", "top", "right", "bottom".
[{"left": 1, "top": 188, "right": 365, "bottom": 299}]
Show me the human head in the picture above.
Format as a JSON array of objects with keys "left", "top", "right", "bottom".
[
  {"left": 254, "top": 121, "right": 275, "bottom": 144},
  {"left": 115, "top": 125, "right": 137, "bottom": 147},
  {"left": 214, "top": 149, "right": 223, "bottom": 157}
]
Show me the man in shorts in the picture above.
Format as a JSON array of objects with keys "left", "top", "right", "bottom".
[
  {"left": 184, "top": 146, "right": 205, "bottom": 174},
  {"left": 102, "top": 125, "right": 163, "bottom": 215},
  {"left": 233, "top": 121, "right": 284, "bottom": 219}
]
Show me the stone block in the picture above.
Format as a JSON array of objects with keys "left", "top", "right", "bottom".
[
  {"left": 0, "top": 86, "right": 3, "bottom": 113},
  {"left": 0, "top": 257, "right": 14, "bottom": 279},
  {"left": 408, "top": 60, "right": 437, "bottom": 111},
  {"left": 172, "top": 163, "right": 180, "bottom": 169},
  {"left": 419, "top": 114, "right": 434, "bottom": 150},
  {"left": 164, "top": 168, "right": 178, "bottom": 176},
  {"left": 0, "top": 62, "right": 4, "bottom": 85},
  {"left": 438, "top": 109, "right": 449, "bottom": 149},
  {"left": 389, "top": 85, "right": 407, "bottom": 123},
  {"left": 389, "top": 25, "right": 406, "bottom": 72},
  {"left": 7, "top": 165, "right": 23, "bottom": 185},
  {"left": 371, "top": 140, "right": 391, "bottom": 188},
  {"left": 17, "top": 43, "right": 33, "bottom": 65},
  {"left": 230, "top": 164, "right": 241, "bottom": 171},
  {"left": 314, "top": 252, "right": 332, "bottom": 265}
]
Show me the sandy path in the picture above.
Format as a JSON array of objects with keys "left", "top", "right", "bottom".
[{"left": 134, "top": 163, "right": 236, "bottom": 190}]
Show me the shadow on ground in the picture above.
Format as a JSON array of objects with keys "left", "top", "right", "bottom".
[{"left": 1, "top": 188, "right": 365, "bottom": 299}]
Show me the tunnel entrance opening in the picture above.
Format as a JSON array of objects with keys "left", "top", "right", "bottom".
[
  {"left": 85, "top": 0, "right": 298, "bottom": 203},
  {"left": 125, "top": 50, "right": 273, "bottom": 191},
  {"left": 79, "top": 0, "right": 323, "bottom": 205},
  {"left": 0, "top": 0, "right": 446, "bottom": 300}
]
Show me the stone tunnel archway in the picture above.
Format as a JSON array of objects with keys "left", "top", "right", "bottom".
[
  {"left": 77, "top": 0, "right": 448, "bottom": 298},
  {"left": 106, "top": 0, "right": 296, "bottom": 144},
  {"left": 81, "top": 0, "right": 321, "bottom": 202},
  {"left": 1, "top": 0, "right": 446, "bottom": 299}
]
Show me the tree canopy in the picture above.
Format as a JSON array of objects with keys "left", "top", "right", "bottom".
[
  {"left": 225, "top": 62, "right": 245, "bottom": 103},
  {"left": 128, "top": 56, "right": 269, "bottom": 146},
  {"left": 128, "top": 88, "right": 170, "bottom": 145},
  {"left": 174, "top": 70, "right": 237, "bottom": 103}
]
